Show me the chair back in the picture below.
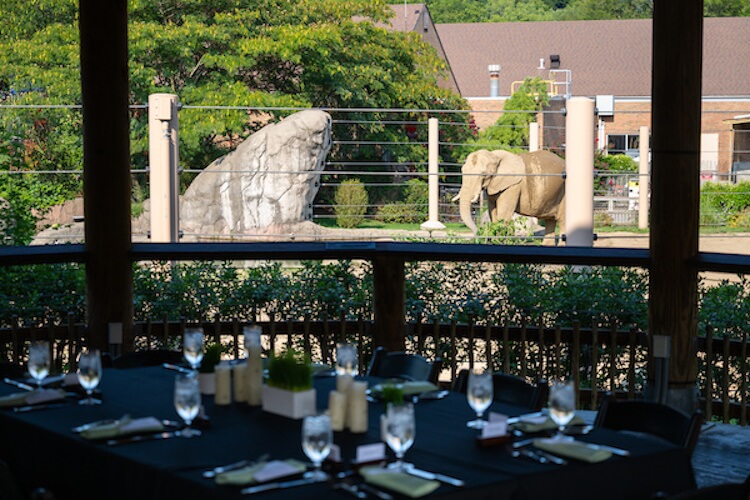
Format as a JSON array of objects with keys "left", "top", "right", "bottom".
[
  {"left": 111, "top": 349, "right": 184, "bottom": 369},
  {"left": 666, "top": 473, "right": 750, "bottom": 499},
  {"left": 453, "top": 370, "right": 548, "bottom": 410},
  {"left": 366, "top": 347, "right": 442, "bottom": 384},
  {"left": 594, "top": 396, "right": 703, "bottom": 457}
]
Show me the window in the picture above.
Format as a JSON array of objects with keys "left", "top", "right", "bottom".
[{"left": 607, "top": 134, "right": 640, "bottom": 157}]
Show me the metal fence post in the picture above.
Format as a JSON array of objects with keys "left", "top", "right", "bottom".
[
  {"left": 564, "top": 97, "right": 595, "bottom": 247},
  {"left": 529, "top": 122, "right": 539, "bottom": 152},
  {"left": 421, "top": 117, "right": 446, "bottom": 232},
  {"left": 639, "top": 126, "right": 650, "bottom": 230},
  {"left": 148, "top": 93, "right": 180, "bottom": 243}
]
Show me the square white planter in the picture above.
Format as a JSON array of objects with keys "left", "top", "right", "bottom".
[{"left": 262, "top": 385, "right": 316, "bottom": 420}]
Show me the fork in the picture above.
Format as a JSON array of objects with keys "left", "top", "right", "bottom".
[{"left": 203, "top": 453, "right": 270, "bottom": 478}]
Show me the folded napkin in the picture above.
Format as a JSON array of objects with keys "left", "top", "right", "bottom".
[
  {"left": 511, "top": 414, "right": 585, "bottom": 434},
  {"left": 80, "top": 416, "right": 164, "bottom": 440},
  {"left": 533, "top": 438, "right": 612, "bottom": 463},
  {"left": 360, "top": 466, "right": 440, "bottom": 498},
  {"left": 215, "top": 459, "right": 307, "bottom": 486},
  {"left": 372, "top": 381, "right": 439, "bottom": 397},
  {"left": 0, "top": 389, "right": 66, "bottom": 408}
]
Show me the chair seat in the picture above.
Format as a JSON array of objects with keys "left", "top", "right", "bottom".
[
  {"left": 453, "top": 370, "right": 548, "bottom": 411},
  {"left": 366, "top": 347, "right": 442, "bottom": 384}
]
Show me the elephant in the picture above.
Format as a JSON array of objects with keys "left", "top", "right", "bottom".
[{"left": 452, "top": 149, "right": 565, "bottom": 245}]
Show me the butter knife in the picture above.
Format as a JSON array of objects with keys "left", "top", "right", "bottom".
[
  {"left": 3, "top": 377, "right": 34, "bottom": 391},
  {"left": 507, "top": 411, "right": 545, "bottom": 424},
  {"left": 13, "top": 402, "right": 69, "bottom": 413},
  {"left": 359, "top": 483, "right": 394, "bottom": 500},
  {"left": 404, "top": 466, "right": 464, "bottom": 487},
  {"left": 162, "top": 363, "right": 193, "bottom": 375},
  {"left": 106, "top": 431, "right": 180, "bottom": 446},
  {"left": 241, "top": 477, "right": 319, "bottom": 495}
]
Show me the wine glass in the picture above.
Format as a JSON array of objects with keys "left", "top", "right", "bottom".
[
  {"left": 548, "top": 380, "right": 576, "bottom": 440},
  {"left": 335, "top": 343, "right": 357, "bottom": 376},
  {"left": 28, "top": 341, "right": 50, "bottom": 390},
  {"left": 466, "top": 369, "right": 493, "bottom": 429},
  {"left": 301, "top": 414, "right": 332, "bottom": 481},
  {"left": 174, "top": 373, "right": 202, "bottom": 437},
  {"left": 384, "top": 402, "right": 415, "bottom": 472},
  {"left": 183, "top": 328, "right": 204, "bottom": 371},
  {"left": 77, "top": 349, "right": 102, "bottom": 405}
]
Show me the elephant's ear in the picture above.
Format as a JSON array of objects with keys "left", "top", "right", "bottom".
[{"left": 486, "top": 151, "right": 525, "bottom": 195}]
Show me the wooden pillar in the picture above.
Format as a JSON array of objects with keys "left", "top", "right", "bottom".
[
  {"left": 648, "top": 0, "right": 703, "bottom": 413},
  {"left": 79, "top": 0, "right": 134, "bottom": 353},
  {"left": 372, "top": 255, "right": 406, "bottom": 352}
]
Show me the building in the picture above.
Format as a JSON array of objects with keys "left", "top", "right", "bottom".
[{"left": 435, "top": 18, "right": 750, "bottom": 179}]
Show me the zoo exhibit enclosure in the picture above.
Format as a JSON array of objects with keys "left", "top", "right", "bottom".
[{"left": 4, "top": 101, "right": 750, "bottom": 420}]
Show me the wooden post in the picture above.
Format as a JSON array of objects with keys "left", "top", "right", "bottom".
[
  {"left": 648, "top": 0, "right": 703, "bottom": 413},
  {"left": 372, "top": 255, "right": 405, "bottom": 352},
  {"left": 79, "top": 0, "right": 133, "bottom": 353}
]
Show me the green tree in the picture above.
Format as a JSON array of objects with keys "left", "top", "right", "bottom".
[
  {"left": 472, "top": 77, "right": 550, "bottom": 151},
  {"left": 0, "top": 0, "right": 472, "bottom": 241},
  {"left": 558, "top": 0, "right": 653, "bottom": 20}
]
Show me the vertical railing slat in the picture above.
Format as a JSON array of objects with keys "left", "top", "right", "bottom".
[
  {"left": 591, "top": 323, "right": 599, "bottom": 411},
  {"left": 723, "top": 334, "right": 730, "bottom": 424},
  {"left": 705, "top": 325, "right": 714, "bottom": 421},
  {"left": 572, "top": 321, "right": 581, "bottom": 408}
]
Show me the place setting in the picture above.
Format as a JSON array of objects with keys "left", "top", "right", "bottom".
[{"left": 1, "top": 343, "right": 104, "bottom": 412}]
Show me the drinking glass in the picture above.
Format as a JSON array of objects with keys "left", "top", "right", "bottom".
[
  {"left": 335, "top": 343, "right": 358, "bottom": 376},
  {"left": 548, "top": 380, "right": 576, "bottom": 440},
  {"left": 28, "top": 341, "right": 50, "bottom": 390},
  {"left": 384, "top": 402, "right": 415, "bottom": 471},
  {"left": 301, "top": 414, "right": 332, "bottom": 481},
  {"left": 183, "top": 328, "right": 204, "bottom": 371},
  {"left": 466, "top": 369, "right": 493, "bottom": 429},
  {"left": 77, "top": 349, "right": 102, "bottom": 405},
  {"left": 174, "top": 373, "right": 202, "bottom": 437}
]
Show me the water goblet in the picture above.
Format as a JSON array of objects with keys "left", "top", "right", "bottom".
[
  {"left": 548, "top": 380, "right": 576, "bottom": 440},
  {"left": 335, "top": 343, "right": 358, "bottom": 376},
  {"left": 466, "top": 369, "right": 493, "bottom": 429},
  {"left": 183, "top": 328, "right": 204, "bottom": 371},
  {"left": 28, "top": 341, "right": 50, "bottom": 390},
  {"left": 384, "top": 402, "right": 415, "bottom": 471},
  {"left": 174, "top": 373, "right": 202, "bottom": 437},
  {"left": 77, "top": 349, "right": 102, "bottom": 405},
  {"left": 301, "top": 414, "right": 332, "bottom": 481}
]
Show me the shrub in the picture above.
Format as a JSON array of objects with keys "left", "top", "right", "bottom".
[
  {"left": 334, "top": 179, "right": 368, "bottom": 228},
  {"left": 375, "top": 178, "right": 428, "bottom": 223}
]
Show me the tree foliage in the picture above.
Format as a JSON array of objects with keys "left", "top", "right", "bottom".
[
  {"left": 0, "top": 0, "right": 472, "bottom": 242},
  {"left": 427, "top": 0, "right": 749, "bottom": 23}
]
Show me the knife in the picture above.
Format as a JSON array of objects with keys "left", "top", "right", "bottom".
[
  {"left": 240, "top": 477, "right": 319, "bottom": 495},
  {"left": 507, "top": 411, "right": 545, "bottom": 425},
  {"left": 583, "top": 443, "right": 631, "bottom": 457},
  {"left": 359, "top": 483, "right": 394, "bottom": 500},
  {"left": 106, "top": 431, "right": 180, "bottom": 446},
  {"left": 13, "top": 402, "right": 69, "bottom": 413},
  {"left": 404, "top": 466, "right": 464, "bottom": 487},
  {"left": 4, "top": 377, "right": 35, "bottom": 391},
  {"left": 162, "top": 363, "right": 193, "bottom": 375}
]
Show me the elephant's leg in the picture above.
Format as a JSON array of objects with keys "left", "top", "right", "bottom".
[
  {"left": 487, "top": 194, "right": 497, "bottom": 222},
  {"left": 494, "top": 185, "right": 521, "bottom": 222},
  {"left": 542, "top": 219, "right": 557, "bottom": 246}
]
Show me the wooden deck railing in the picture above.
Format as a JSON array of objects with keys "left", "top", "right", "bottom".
[{"left": 2, "top": 315, "right": 747, "bottom": 425}]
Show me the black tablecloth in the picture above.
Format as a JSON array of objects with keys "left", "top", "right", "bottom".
[{"left": 0, "top": 367, "right": 696, "bottom": 500}]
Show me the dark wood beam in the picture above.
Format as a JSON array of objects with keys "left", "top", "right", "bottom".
[
  {"left": 79, "top": 0, "right": 133, "bottom": 352},
  {"left": 649, "top": 0, "right": 703, "bottom": 412},
  {"left": 372, "top": 254, "right": 406, "bottom": 352}
]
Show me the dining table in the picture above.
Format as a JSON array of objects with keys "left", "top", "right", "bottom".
[{"left": 0, "top": 366, "right": 696, "bottom": 500}]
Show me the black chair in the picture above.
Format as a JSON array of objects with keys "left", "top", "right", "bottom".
[
  {"left": 111, "top": 349, "right": 183, "bottom": 369},
  {"left": 453, "top": 370, "right": 549, "bottom": 411},
  {"left": 0, "top": 460, "right": 24, "bottom": 500},
  {"left": 594, "top": 395, "right": 703, "bottom": 457},
  {"left": 366, "top": 347, "right": 442, "bottom": 384},
  {"left": 0, "top": 362, "right": 26, "bottom": 379}
]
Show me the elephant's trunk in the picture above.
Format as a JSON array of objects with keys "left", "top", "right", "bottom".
[{"left": 459, "top": 193, "right": 478, "bottom": 235}]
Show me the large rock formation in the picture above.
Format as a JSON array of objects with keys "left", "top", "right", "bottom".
[{"left": 179, "top": 110, "right": 332, "bottom": 237}]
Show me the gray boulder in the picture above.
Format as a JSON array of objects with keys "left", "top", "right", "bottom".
[{"left": 179, "top": 110, "right": 332, "bottom": 237}]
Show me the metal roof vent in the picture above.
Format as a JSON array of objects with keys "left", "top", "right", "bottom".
[{"left": 550, "top": 55, "right": 560, "bottom": 69}]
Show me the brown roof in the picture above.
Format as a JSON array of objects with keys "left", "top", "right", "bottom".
[
  {"left": 383, "top": 3, "right": 426, "bottom": 32},
  {"left": 436, "top": 18, "right": 750, "bottom": 98}
]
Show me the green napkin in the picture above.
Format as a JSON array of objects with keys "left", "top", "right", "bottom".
[
  {"left": 372, "top": 381, "right": 439, "bottom": 397},
  {"left": 360, "top": 466, "right": 440, "bottom": 498},
  {"left": 533, "top": 438, "right": 612, "bottom": 463},
  {"left": 80, "top": 416, "right": 164, "bottom": 440},
  {"left": 0, "top": 389, "right": 66, "bottom": 408},
  {"left": 511, "top": 414, "right": 585, "bottom": 433},
  {"left": 215, "top": 459, "right": 306, "bottom": 486}
]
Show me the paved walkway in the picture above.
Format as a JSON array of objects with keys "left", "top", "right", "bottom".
[{"left": 692, "top": 421, "right": 750, "bottom": 488}]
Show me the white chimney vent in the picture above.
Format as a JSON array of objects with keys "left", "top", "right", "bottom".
[{"left": 538, "top": 58, "right": 545, "bottom": 69}]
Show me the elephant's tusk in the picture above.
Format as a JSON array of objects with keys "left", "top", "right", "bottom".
[
  {"left": 470, "top": 193, "right": 480, "bottom": 204},
  {"left": 451, "top": 193, "right": 460, "bottom": 202}
]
